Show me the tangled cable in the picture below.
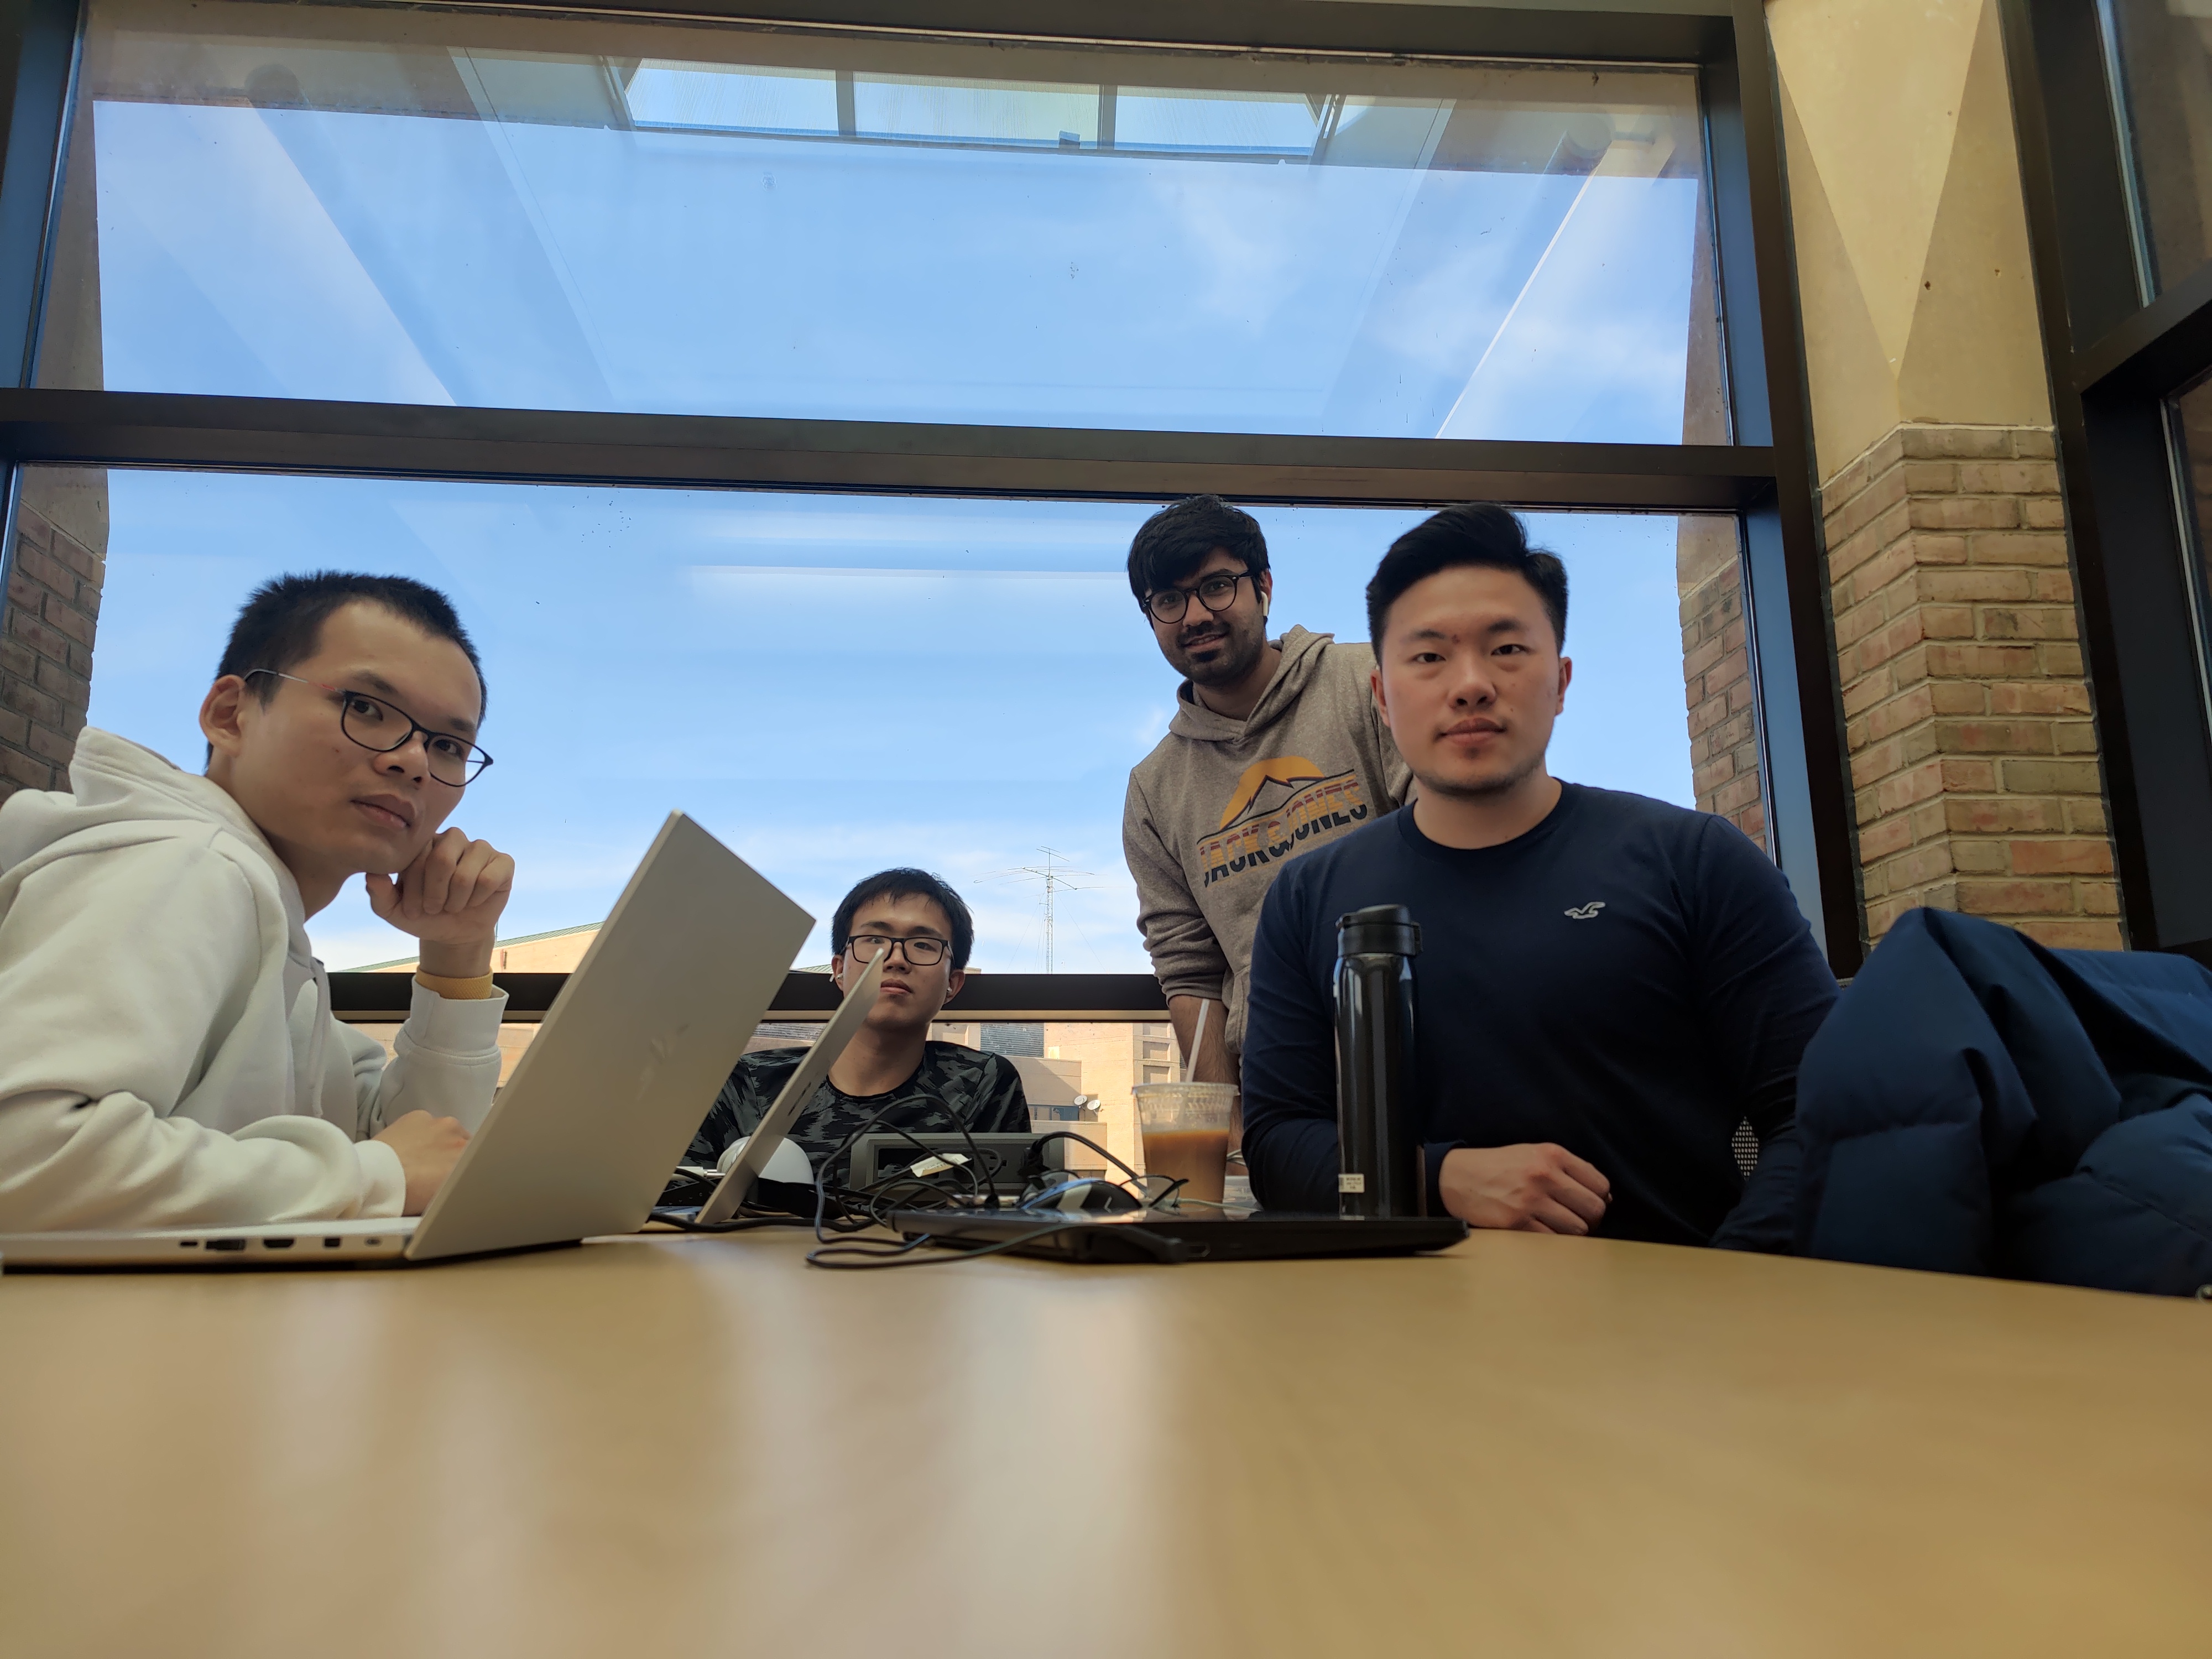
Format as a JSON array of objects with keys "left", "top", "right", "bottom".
[{"left": 649, "top": 1108, "right": 1189, "bottom": 1269}]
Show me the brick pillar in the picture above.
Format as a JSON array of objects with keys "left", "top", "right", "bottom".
[
  {"left": 1679, "top": 518, "right": 1769, "bottom": 849},
  {"left": 1, "top": 471, "right": 108, "bottom": 801},
  {"left": 1823, "top": 423, "right": 2120, "bottom": 949}
]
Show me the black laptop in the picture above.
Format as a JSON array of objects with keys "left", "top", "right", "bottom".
[{"left": 888, "top": 1209, "right": 1468, "bottom": 1264}]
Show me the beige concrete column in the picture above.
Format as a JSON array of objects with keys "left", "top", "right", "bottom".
[{"left": 1768, "top": 0, "right": 2122, "bottom": 948}]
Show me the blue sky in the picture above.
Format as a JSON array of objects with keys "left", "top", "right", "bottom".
[
  {"left": 62, "top": 38, "right": 1724, "bottom": 971},
  {"left": 80, "top": 474, "right": 1705, "bottom": 972}
]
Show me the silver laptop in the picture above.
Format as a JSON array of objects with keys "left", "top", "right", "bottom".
[
  {"left": 0, "top": 812, "right": 812, "bottom": 1270},
  {"left": 692, "top": 947, "right": 884, "bottom": 1223}
]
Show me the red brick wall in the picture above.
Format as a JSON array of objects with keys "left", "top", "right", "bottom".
[
  {"left": 1679, "top": 518, "right": 1770, "bottom": 850},
  {"left": 1, "top": 474, "right": 106, "bottom": 801},
  {"left": 1822, "top": 424, "right": 2120, "bottom": 949}
]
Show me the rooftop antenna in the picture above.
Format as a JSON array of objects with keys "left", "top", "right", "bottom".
[{"left": 984, "top": 846, "right": 1097, "bottom": 973}]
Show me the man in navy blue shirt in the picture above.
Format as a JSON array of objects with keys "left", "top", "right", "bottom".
[{"left": 1240, "top": 504, "right": 1837, "bottom": 1249}]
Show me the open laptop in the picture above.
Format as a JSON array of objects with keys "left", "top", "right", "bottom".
[
  {"left": 0, "top": 812, "right": 813, "bottom": 1270},
  {"left": 689, "top": 948, "right": 884, "bottom": 1223}
]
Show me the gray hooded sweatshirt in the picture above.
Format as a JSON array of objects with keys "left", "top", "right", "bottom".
[{"left": 1123, "top": 626, "right": 1410, "bottom": 1055}]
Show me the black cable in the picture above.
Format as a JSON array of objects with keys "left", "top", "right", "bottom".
[
  {"left": 1018, "top": 1129, "right": 1148, "bottom": 1193},
  {"left": 808, "top": 1219, "right": 1092, "bottom": 1270},
  {"left": 802, "top": 1102, "right": 1168, "bottom": 1269},
  {"left": 680, "top": 1104, "right": 1182, "bottom": 1270},
  {"left": 646, "top": 1206, "right": 810, "bottom": 1233},
  {"left": 811, "top": 1127, "right": 1202, "bottom": 1269},
  {"left": 827, "top": 1095, "right": 997, "bottom": 1207},
  {"left": 806, "top": 1098, "right": 998, "bottom": 1262}
]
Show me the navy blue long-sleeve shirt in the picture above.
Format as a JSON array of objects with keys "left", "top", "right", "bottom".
[{"left": 1240, "top": 785, "right": 1837, "bottom": 1250}]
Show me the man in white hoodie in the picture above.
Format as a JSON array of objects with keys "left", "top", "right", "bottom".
[{"left": 0, "top": 572, "right": 517, "bottom": 1230}]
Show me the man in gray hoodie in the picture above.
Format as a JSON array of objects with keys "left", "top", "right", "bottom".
[{"left": 1121, "top": 496, "right": 1410, "bottom": 1083}]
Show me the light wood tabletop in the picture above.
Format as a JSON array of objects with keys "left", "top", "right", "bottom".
[{"left": 3, "top": 1228, "right": 2208, "bottom": 1657}]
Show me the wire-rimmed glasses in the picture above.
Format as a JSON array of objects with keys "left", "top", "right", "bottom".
[
  {"left": 245, "top": 670, "right": 494, "bottom": 786},
  {"left": 1141, "top": 570, "right": 1253, "bottom": 624},
  {"left": 846, "top": 933, "right": 952, "bottom": 967}
]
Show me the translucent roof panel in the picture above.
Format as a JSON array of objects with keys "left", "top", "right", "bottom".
[{"left": 40, "top": 0, "right": 1725, "bottom": 442}]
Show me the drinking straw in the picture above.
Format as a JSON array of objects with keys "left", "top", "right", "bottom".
[{"left": 1183, "top": 1000, "right": 1211, "bottom": 1084}]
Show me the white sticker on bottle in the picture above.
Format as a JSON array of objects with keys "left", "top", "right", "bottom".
[{"left": 1338, "top": 1172, "right": 1366, "bottom": 1193}]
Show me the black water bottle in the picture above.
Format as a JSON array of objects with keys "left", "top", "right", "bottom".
[{"left": 1334, "top": 904, "right": 1422, "bottom": 1219}]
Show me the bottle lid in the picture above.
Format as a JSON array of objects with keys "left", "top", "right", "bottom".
[{"left": 1335, "top": 903, "right": 1420, "bottom": 957}]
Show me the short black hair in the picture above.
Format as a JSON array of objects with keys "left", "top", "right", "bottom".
[
  {"left": 832, "top": 868, "right": 977, "bottom": 971},
  {"left": 217, "top": 572, "right": 487, "bottom": 714},
  {"left": 1366, "top": 504, "right": 1568, "bottom": 649},
  {"left": 1126, "top": 494, "right": 1269, "bottom": 603}
]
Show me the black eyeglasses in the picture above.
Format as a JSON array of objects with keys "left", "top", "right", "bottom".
[
  {"left": 247, "top": 670, "right": 494, "bottom": 787},
  {"left": 1141, "top": 570, "right": 1253, "bottom": 624},
  {"left": 846, "top": 933, "right": 952, "bottom": 967}
]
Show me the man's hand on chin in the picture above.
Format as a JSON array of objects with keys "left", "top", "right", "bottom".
[
  {"left": 1438, "top": 1143, "right": 1611, "bottom": 1234},
  {"left": 365, "top": 827, "right": 516, "bottom": 979}
]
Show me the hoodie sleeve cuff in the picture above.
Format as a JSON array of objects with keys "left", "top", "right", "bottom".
[
  {"left": 1159, "top": 980, "right": 1228, "bottom": 1006},
  {"left": 354, "top": 1137, "right": 408, "bottom": 1218},
  {"left": 402, "top": 977, "right": 508, "bottom": 1056}
]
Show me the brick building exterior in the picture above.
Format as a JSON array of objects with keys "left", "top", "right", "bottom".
[
  {"left": 1, "top": 473, "right": 106, "bottom": 800},
  {"left": 1678, "top": 520, "right": 1768, "bottom": 852}
]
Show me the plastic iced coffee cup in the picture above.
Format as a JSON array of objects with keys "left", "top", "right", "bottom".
[{"left": 1132, "top": 1082, "right": 1238, "bottom": 1208}]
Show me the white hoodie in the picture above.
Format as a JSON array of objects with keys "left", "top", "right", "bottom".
[{"left": 0, "top": 729, "right": 507, "bottom": 1230}]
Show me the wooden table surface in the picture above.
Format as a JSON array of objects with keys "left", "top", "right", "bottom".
[{"left": 3, "top": 1228, "right": 2208, "bottom": 1657}]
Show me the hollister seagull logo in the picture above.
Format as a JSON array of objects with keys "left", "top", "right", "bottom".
[{"left": 1564, "top": 901, "right": 1606, "bottom": 920}]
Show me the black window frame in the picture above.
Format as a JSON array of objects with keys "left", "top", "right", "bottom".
[
  {"left": 2002, "top": 0, "right": 2212, "bottom": 966},
  {"left": 0, "top": 0, "right": 1863, "bottom": 1016}
]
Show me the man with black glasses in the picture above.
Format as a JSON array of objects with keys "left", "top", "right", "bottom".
[
  {"left": 0, "top": 572, "right": 514, "bottom": 1230},
  {"left": 680, "top": 868, "right": 1028, "bottom": 1190},
  {"left": 1122, "top": 495, "right": 1409, "bottom": 1086}
]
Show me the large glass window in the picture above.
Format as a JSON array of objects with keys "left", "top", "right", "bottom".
[
  {"left": 2165, "top": 370, "right": 2212, "bottom": 729},
  {"left": 40, "top": 0, "right": 1724, "bottom": 442},
  {"left": 0, "top": 1, "right": 1854, "bottom": 971},
  {"left": 2098, "top": 0, "right": 2212, "bottom": 296},
  {"left": 27, "top": 463, "right": 1730, "bottom": 970},
  {"left": 2006, "top": 1, "right": 2212, "bottom": 957}
]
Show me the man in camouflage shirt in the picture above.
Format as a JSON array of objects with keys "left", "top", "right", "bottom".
[{"left": 682, "top": 868, "right": 1027, "bottom": 1188}]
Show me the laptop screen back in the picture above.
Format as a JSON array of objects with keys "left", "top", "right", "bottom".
[{"left": 406, "top": 812, "right": 812, "bottom": 1261}]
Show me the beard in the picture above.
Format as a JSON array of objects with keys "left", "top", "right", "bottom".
[
  {"left": 1173, "top": 615, "right": 1269, "bottom": 687},
  {"left": 1414, "top": 743, "right": 1547, "bottom": 802}
]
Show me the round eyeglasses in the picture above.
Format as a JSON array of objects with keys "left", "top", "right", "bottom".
[
  {"left": 246, "top": 670, "right": 494, "bottom": 787},
  {"left": 1141, "top": 570, "right": 1253, "bottom": 625},
  {"left": 846, "top": 933, "right": 951, "bottom": 967}
]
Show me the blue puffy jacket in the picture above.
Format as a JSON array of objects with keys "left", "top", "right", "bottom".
[{"left": 1794, "top": 907, "right": 2212, "bottom": 1297}]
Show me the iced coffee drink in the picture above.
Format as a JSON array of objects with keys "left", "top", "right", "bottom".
[{"left": 1133, "top": 1082, "right": 1238, "bottom": 1207}]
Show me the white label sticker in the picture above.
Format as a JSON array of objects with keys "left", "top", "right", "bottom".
[{"left": 1338, "top": 1172, "right": 1366, "bottom": 1193}]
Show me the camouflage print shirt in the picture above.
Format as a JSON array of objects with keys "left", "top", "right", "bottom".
[{"left": 684, "top": 1041, "right": 1030, "bottom": 1187}]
